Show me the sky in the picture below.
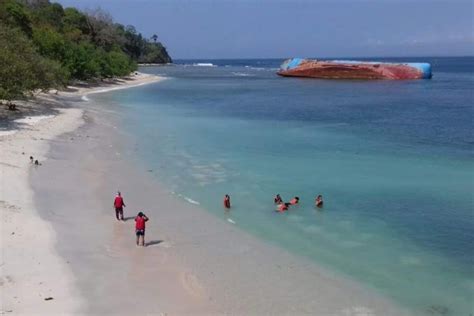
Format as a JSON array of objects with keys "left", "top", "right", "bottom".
[{"left": 56, "top": 0, "right": 474, "bottom": 59}]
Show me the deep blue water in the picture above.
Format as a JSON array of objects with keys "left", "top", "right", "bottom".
[{"left": 96, "top": 57, "right": 473, "bottom": 315}]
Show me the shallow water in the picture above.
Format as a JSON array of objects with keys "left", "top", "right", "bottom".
[{"left": 94, "top": 57, "right": 473, "bottom": 315}]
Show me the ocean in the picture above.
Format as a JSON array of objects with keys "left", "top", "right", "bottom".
[{"left": 94, "top": 57, "right": 473, "bottom": 315}]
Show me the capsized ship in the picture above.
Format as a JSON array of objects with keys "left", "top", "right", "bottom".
[{"left": 277, "top": 58, "right": 432, "bottom": 80}]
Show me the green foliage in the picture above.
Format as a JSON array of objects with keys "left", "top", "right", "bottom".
[
  {"left": 0, "top": 24, "right": 66, "bottom": 101},
  {"left": 32, "top": 27, "right": 66, "bottom": 61},
  {"left": 31, "top": 2, "right": 64, "bottom": 29},
  {"left": 0, "top": 0, "right": 32, "bottom": 36},
  {"left": 141, "top": 42, "right": 172, "bottom": 64},
  {"left": 103, "top": 49, "right": 136, "bottom": 77},
  {"left": 0, "top": 0, "right": 172, "bottom": 101},
  {"left": 62, "top": 7, "right": 89, "bottom": 41}
]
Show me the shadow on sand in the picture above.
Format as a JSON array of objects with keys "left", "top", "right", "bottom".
[{"left": 146, "top": 240, "right": 164, "bottom": 247}]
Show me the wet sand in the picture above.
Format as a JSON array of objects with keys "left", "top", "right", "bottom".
[{"left": 28, "top": 90, "right": 411, "bottom": 315}]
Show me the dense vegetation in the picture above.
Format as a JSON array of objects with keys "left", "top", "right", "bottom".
[{"left": 0, "top": 0, "right": 171, "bottom": 102}]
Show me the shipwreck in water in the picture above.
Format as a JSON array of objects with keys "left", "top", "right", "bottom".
[{"left": 277, "top": 58, "right": 432, "bottom": 80}]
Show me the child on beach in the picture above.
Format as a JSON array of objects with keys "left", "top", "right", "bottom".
[
  {"left": 114, "top": 191, "right": 126, "bottom": 220},
  {"left": 135, "top": 212, "right": 149, "bottom": 246}
]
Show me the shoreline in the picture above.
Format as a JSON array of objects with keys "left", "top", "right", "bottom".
[
  {"left": 2, "top": 70, "right": 410, "bottom": 315},
  {"left": 0, "top": 72, "right": 165, "bottom": 314},
  {"left": 59, "top": 72, "right": 165, "bottom": 97},
  {"left": 0, "top": 72, "right": 165, "bottom": 136},
  {"left": 31, "top": 79, "right": 409, "bottom": 314}
]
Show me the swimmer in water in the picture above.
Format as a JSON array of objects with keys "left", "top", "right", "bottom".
[
  {"left": 315, "top": 195, "right": 323, "bottom": 208},
  {"left": 274, "top": 194, "right": 283, "bottom": 204},
  {"left": 290, "top": 197, "right": 299, "bottom": 205},
  {"left": 223, "top": 194, "right": 231, "bottom": 209},
  {"left": 276, "top": 202, "right": 289, "bottom": 212}
]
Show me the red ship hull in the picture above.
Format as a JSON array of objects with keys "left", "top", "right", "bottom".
[{"left": 277, "top": 59, "right": 432, "bottom": 80}]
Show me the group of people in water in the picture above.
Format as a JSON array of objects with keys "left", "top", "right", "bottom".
[{"left": 223, "top": 193, "right": 323, "bottom": 212}]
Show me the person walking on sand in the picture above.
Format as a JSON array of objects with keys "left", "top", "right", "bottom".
[
  {"left": 113, "top": 191, "right": 126, "bottom": 221},
  {"left": 223, "top": 194, "right": 231, "bottom": 209},
  {"left": 135, "top": 212, "right": 149, "bottom": 246}
]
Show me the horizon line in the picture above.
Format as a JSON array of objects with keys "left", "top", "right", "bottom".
[{"left": 172, "top": 55, "right": 474, "bottom": 60}]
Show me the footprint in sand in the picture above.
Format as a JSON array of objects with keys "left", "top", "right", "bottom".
[
  {"left": 0, "top": 201, "right": 20, "bottom": 213},
  {"left": 180, "top": 272, "right": 205, "bottom": 298},
  {"left": 0, "top": 275, "right": 14, "bottom": 287}
]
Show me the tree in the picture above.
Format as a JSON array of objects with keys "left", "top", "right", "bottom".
[
  {"left": 0, "top": 24, "right": 66, "bottom": 103},
  {"left": 62, "top": 7, "right": 90, "bottom": 42},
  {"left": 0, "top": 0, "right": 33, "bottom": 36},
  {"left": 31, "top": 2, "right": 64, "bottom": 29},
  {"left": 0, "top": 0, "right": 171, "bottom": 104},
  {"left": 32, "top": 27, "right": 66, "bottom": 61}
]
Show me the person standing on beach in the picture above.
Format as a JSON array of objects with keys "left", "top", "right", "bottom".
[
  {"left": 113, "top": 191, "right": 126, "bottom": 220},
  {"left": 135, "top": 212, "right": 149, "bottom": 246}
]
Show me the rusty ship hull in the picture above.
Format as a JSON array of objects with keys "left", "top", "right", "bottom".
[{"left": 277, "top": 58, "right": 432, "bottom": 80}]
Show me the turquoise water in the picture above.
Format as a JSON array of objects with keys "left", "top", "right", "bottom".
[{"left": 96, "top": 57, "right": 473, "bottom": 315}]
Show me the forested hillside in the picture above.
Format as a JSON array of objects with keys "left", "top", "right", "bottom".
[{"left": 0, "top": 0, "right": 171, "bottom": 102}]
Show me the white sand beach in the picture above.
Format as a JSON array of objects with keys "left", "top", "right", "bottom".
[
  {"left": 0, "top": 73, "right": 164, "bottom": 314},
  {"left": 0, "top": 107, "right": 84, "bottom": 314}
]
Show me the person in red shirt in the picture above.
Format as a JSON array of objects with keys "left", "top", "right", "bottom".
[
  {"left": 135, "top": 212, "right": 149, "bottom": 246},
  {"left": 290, "top": 197, "right": 300, "bottom": 205},
  {"left": 113, "top": 191, "right": 126, "bottom": 221},
  {"left": 223, "top": 194, "right": 231, "bottom": 209},
  {"left": 276, "top": 202, "right": 290, "bottom": 212}
]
